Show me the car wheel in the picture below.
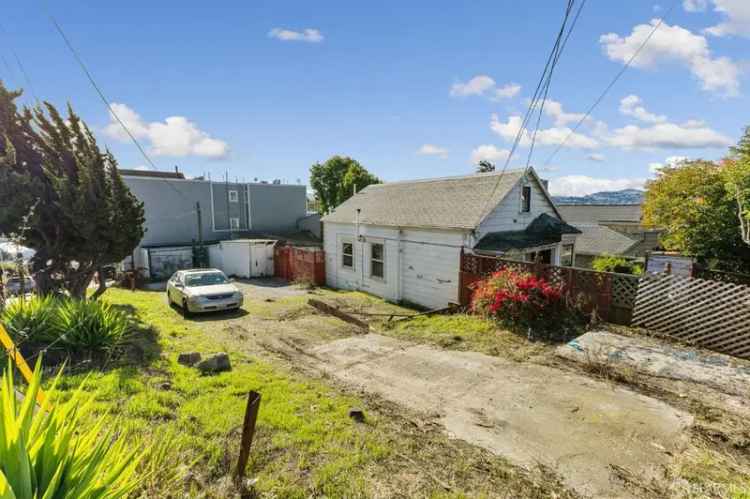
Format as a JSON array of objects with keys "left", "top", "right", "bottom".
[{"left": 182, "top": 299, "right": 193, "bottom": 318}]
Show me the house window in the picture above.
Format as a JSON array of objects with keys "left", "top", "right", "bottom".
[
  {"left": 229, "top": 190, "right": 239, "bottom": 203},
  {"left": 342, "top": 241, "right": 354, "bottom": 269},
  {"left": 521, "top": 185, "right": 531, "bottom": 213},
  {"left": 561, "top": 244, "right": 574, "bottom": 267},
  {"left": 230, "top": 217, "right": 240, "bottom": 230},
  {"left": 370, "top": 243, "right": 384, "bottom": 279}
]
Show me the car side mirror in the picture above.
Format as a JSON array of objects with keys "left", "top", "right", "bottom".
[{"left": 175, "top": 282, "right": 184, "bottom": 289}]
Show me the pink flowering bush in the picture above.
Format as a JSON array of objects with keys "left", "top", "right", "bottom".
[{"left": 470, "top": 269, "right": 582, "bottom": 341}]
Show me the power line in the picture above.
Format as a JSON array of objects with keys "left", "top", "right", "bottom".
[
  {"left": 543, "top": 0, "right": 680, "bottom": 166},
  {"left": 479, "top": 0, "right": 583, "bottom": 220},
  {"left": 0, "top": 22, "right": 41, "bottom": 104},
  {"left": 47, "top": 15, "right": 159, "bottom": 172}
]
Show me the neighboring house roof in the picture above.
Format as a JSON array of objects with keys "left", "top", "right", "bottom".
[
  {"left": 119, "top": 169, "right": 186, "bottom": 180},
  {"left": 573, "top": 224, "right": 640, "bottom": 256},
  {"left": 475, "top": 213, "right": 581, "bottom": 252},
  {"left": 322, "top": 169, "right": 530, "bottom": 230},
  {"left": 557, "top": 204, "right": 642, "bottom": 224}
]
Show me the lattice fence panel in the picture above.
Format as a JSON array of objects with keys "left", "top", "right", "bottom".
[
  {"left": 632, "top": 273, "right": 750, "bottom": 359},
  {"left": 612, "top": 274, "right": 639, "bottom": 308}
]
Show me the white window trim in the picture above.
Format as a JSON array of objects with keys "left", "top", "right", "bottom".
[
  {"left": 230, "top": 217, "right": 240, "bottom": 230},
  {"left": 229, "top": 190, "right": 239, "bottom": 203},
  {"left": 369, "top": 242, "right": 385, "bottom": 281},
  {"left": 341, "top": 238, "right": 355, "bottom": 270}
]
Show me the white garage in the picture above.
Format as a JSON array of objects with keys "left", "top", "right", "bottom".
[
  {"left": 322, "top": 167, "right": 579, "bottom": 309},
  {"left": 208, "top": 239, "right": 276, "bottom": 278}
]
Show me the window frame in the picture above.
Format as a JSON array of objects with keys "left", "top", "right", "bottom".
[
  {"left": 228, "top": 190, "right": 239, "bottom": 203},
  {"left": 520, "top": 185, "right": 532, "bottom": 213},
  {"left": 229, "top": 217, "right": 240, "bottom": 230},
  {"left": 369, "top": 242, "right": 385, "bottom": 280},
  {"left": 341, "top": 240, "right": 354, "bottom": 270}
]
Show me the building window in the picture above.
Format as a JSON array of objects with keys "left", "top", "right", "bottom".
[
  {"left": 230, "top": 217, "right": 240, "bottom": 230},
  {"left": 561, "top": 244, "right": 574, "bottom": 267},
  {"left": 370, "top": 243, "right": 384, "bottom": 279},
  {"left": 229, "top": 190, "right": 239, "bottom": 203},
  {"left": 342, "top": 241, "right": 354, "bottom": 269},
  {"left": 521, "top": 185, "right": 531, "bottom": 213}
]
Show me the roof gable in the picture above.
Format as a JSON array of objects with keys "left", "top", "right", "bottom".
[{"left": 321, "top": 169, "right": 527, "bottom": 230}]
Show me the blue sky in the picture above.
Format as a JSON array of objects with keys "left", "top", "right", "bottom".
[{"left": 1, "top": 0, "right": 748, "bottom": 195}]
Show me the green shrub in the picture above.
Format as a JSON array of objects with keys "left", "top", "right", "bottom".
[
  {"left": 0, "top": 359, "right": 145, "bottom": 498},
  {"left": 0, "top": 295, "right": 58, "bottom": 345},
  {"left": 592, "top": 254, "right": 643, "bottom": 275},
  {"left": 53, "top": 299, "right": 129, "bottom": 356}
]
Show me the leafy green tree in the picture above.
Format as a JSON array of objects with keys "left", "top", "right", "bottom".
[
  {"left": 592, "top": 255, "right": 643, "bottom": 275},
  {"left": 724, "top": 126, "right": 750, "bottom": 245},
  {"left": 0, "top": 82, "right": 145, "bottom": 299},
  {"left": 643, "top": 159, "right": 750, "bottom": 272},
  {"left": 309, "top": 155, "right": 380, "bottom": 214},
  {"left": 476, "top": 160, "right": 495, "bottom": 173}
]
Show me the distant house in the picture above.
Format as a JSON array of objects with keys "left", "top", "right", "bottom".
[
  {"left": 557, "top": 203, "right": 662, "bottom": 268},
  {"left": 321, "top": 167, "right": 579, "bottom": 309},
  {"left": 120, "top": 170, "right": 309, "bottom": 277}
]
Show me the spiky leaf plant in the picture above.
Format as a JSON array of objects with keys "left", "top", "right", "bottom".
[
  {"left": 0, "top": 295, "right": 58, "bottom": 346},
  {"left": 53, "top": 299, "right": 129, "bottom": 356},
  {"left": 0, "top": 359, "right": 145, "bottom": 498}
]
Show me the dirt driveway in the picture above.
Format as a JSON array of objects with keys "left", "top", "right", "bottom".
[
  {"left": 307, "top": 334, "right": 692, "bottom": 498},
  {"left": 188, "top": 279, "right": 746, "bottom": 497}
]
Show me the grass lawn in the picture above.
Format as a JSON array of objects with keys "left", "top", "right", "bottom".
[{"left": 45, "top": 288, "right": 574, "bottom": 498}]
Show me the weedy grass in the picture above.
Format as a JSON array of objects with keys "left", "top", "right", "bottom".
[{"left": 43, "top": 288, "right": 576, "bottom": 498}]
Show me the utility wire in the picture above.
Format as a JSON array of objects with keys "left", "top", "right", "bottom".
[
  {"left": 0, "top": 22, "right": 41, "bottom": 104},
  {"left": 46, "top": 14, "right": 202, "bottom": 206},
  {"left": 47, "top": 15, "right": 159, "bottom": 172},
  {"left": 479, "top": 0, "right": 583, "bottom": 220},
  {"left": 543, "top": 0, "right": 679, "bottom": 166}
]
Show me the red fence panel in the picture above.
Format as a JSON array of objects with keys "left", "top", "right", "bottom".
[
  {"left": 274, "top": 245, "right": 325, "bottom": 286},
  {"left": 459, "top": 250, "right": 635, "bottom": 325}
]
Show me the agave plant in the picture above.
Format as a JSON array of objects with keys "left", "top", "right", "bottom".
[
  {"left": 0, "top": 296, "right": 58, "bottom": 346},
  {"left": 0, "top": 359, "right": 146, "bottom": 498},
  {"left": 53, "top": 299, "right": 129, "bottom": 356}
]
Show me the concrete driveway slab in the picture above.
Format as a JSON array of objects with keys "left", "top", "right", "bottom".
[{"left": 311, "top": 334, "right": 693, "bottom": 498}]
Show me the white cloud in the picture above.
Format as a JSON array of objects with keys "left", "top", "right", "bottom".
[
  {"left": 268, "top": 28, "right": 323, "bottom": 43},
  {"left": 607, "top": 122, "right": 732, "bottom": 149},
  {"left": 549, "top": 175, "right": 646, "bottom": 197},
  {"left": 417, "top": 144, "right": 448, "bottom": 158},
  {"left": 683, "top": 0, "right": 708, "bottom": 12},
  {"left": 450, "top": 76, "right": 521, "bottom": 100},
  {"left": 540, "top": 99, "right": 587, "bottom": 127},
  {"left": 619, "top": 95, "right": 667, "bottom": 123},
  {"left": 450, "top": 75, "right": 496, "bottom": 97},
  {"left": 587, "top": 153, "right": 606, "bottom": 162},
  {"left": 470, "top": 145, "right": 510, "bottom": 164},
  {"left": 493, "top": 83, "right": 522, "bottom": 99},
  {"left": 490, "top": 114, "right": 599, "bottom": 149},
  {"left": 649, "top": 155, "right": 689, "bottom": 173},
  {"left": 695, "top": 0, "right": 750, "bottom": 37},
  {"left": 600, "top": 19, "right": 740, "bottom": 96},
  {"left": 104, "top": 103, "right": 229, "bottom": 158}
]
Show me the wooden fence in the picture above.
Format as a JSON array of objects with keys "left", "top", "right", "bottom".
[
  {"left": 459, "top": 252, "right": 639, "bottom": 325},
  {"left": 274, "top": 246, "right": 326, "bottom": 286},
  {"left": 632, "top": 273, "right": 750, "bottom": 359}
]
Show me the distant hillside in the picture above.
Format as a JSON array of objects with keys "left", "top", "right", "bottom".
[{"left": 553, "top": 189, "right": 644, "bottom": 205}]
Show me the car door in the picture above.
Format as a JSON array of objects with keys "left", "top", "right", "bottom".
[{"left": 169, "top": 272, "right": 183, "bottom": 302}]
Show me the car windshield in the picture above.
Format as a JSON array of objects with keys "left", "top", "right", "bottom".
[{"left": 184, "top": 272, "right": 228, "bottom": 287}]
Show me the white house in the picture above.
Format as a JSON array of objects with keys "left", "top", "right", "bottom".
[{"left": 321, "top": 167, "right": 579, "bottom": 309}]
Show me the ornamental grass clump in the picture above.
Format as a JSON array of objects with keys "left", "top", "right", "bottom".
[
  {"left": 0, "top": 295, "right": 58, "bottom": 346},
  {"left": 53, "top": 299, "right": 129, "bottom": 358},
  {"left": 0, "top": 359, "right": 146, "bottom": 498},
  {"left": 470, "top": 268, "right": 582, "bottom": 341}
]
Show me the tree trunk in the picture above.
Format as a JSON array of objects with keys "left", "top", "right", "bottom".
[{"left": 90, "top": 267, "right": 108, "bottom": 301}]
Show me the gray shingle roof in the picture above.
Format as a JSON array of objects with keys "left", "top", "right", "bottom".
[
  {"left": 321, "top": 169, "right": 527, "bottom": 230},
  {"left": 573, "top": 224, "right": 639, "bottom": 256},
  {"left": 558, "top": 204, "right": 642, "bottom": 224},
  {"left": 475, "top": 213, "right": 581, "bottom": 252}
]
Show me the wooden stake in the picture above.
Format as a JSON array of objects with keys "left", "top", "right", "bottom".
[{"left": 235, "top": 391, "right": 261, "bottom": 487}]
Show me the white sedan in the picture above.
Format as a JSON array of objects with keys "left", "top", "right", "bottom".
[{"left": 166, "top": 269, "right": 243, "bottom": 316}]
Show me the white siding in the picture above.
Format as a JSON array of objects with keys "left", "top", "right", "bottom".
[
  {"left": 477, "top": 175, "right": 557, "bottom": 239},
  {"left": 323, "top": 222, "right": 468, "bottom": 309}
]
